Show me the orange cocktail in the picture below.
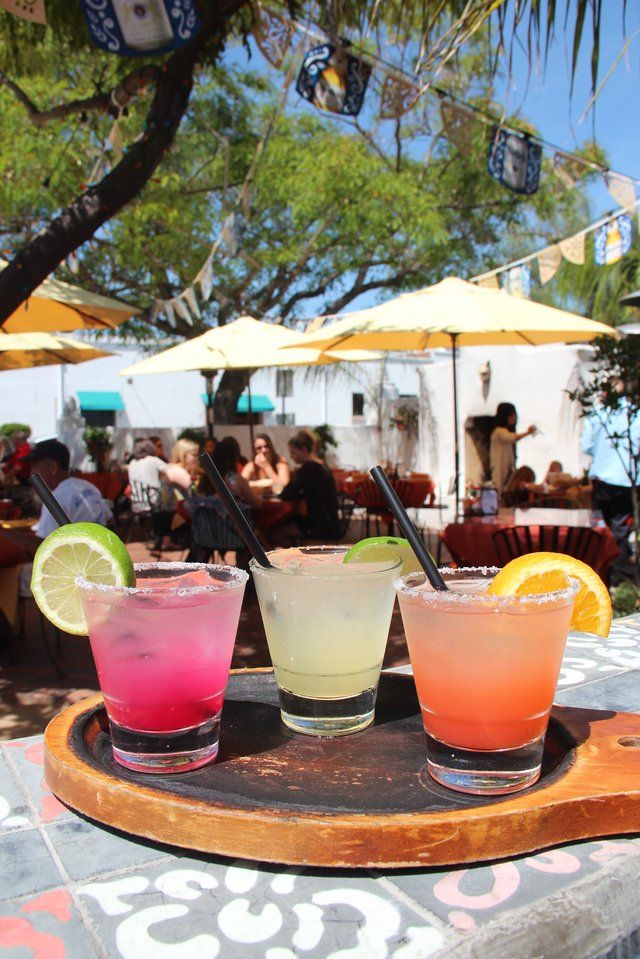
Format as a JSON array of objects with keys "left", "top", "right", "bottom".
[{"left": 396, "top": 567, "right": 578, "bottom": 795}]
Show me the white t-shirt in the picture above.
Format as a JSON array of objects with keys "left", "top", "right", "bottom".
[
  {"left": 127, "top": 456, "right": 169, "bottom": 511},
  {"left": 36, "top": 477, "right": 113, "bottom": 539}
]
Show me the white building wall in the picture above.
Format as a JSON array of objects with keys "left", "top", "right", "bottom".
[{"left": 0, "top": 340, "right": 591, "bottom": 492}]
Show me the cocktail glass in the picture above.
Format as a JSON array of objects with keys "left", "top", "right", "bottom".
[
  {"left": 78, "top": 562, "right": 248, "bottom": 774},
  {"left": 395, "top": 567, "right": 578, "bottom": 795},
  {"left": 251, "top": 546, "right": 400, "bottom": 736}
]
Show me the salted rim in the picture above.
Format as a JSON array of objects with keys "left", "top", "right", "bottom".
[
  {"left": 395, "top": 566, "right": 580, "bottom": 607},
  {"left": 250, "top": 546, "right": 401, "bottom": 579},
  {"left": 76, "top": 562, "right": 248, "bottom": 596}
]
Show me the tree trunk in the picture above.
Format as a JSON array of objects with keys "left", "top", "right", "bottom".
[
  {"left": 214, "top": 369, "right": 249, "bottom": 425},
  {"left": 0, "top": 1, "right": 246, "bottom": 325}
]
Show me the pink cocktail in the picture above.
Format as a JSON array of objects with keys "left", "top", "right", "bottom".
[
  {"left": 396, "top": 567, "right": 578, "bottom": 795},
  {"left": 79, "top": 562, "right": 247, "bottom": 773}
]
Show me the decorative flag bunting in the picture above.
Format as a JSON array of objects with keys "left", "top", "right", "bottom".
[
  {"left": 172, "top": 294, "right": 193, "bottom": 325},
  {"left": 558, "top": 232, "right": 586, "bottom": 265},
  {"left": 198, "top": 257, "right": 214, "bottom": 302},
  {"left": 184, "top": 286, "right": 201, "bottom": 320},
  {"left": 487, "top": 128, "right": 542, "bottom": 195},
  {"left": 0, "top": 0, "right": 44, "bottom": 22},
  {"left": 477, "top": 275, "right": 499, "bottom": 289},
  {"left": 80, "top": 0, "right": 200, "bottom": 58},
  {"left": 594, "top": 214, "right": 633, "bottom": 266},
  {"left": 163, "top": 299, "right": 176, "bottom": 328},
  {"left": 252, "top": 3, "right": 293, "bottom": 68},
  {"left": 537, "top": 245, "right": 562, "bottom": 284},
  {"left": 501, "top": 264, "right": 532, "bottom": 298},
  {"left": 551, "top": 152, "right": 590, "bottom": 190},
  {"left": 379, "top": 74, "right": 421, "bottom": 120},
  {"left": 440, "top": 99, "right": 477, "bottom": 153},
  {"left": 221, "top": 212, "right": 242, "bottom": 257},
  {"left": 605, "top": 174, "right": 636, "bottom": 211},
  {"left": 252, "top": 6, "right": 638, "bottom": 214},
  {"left": 296, "top": 43, "right": 371, "bottom": 117}
]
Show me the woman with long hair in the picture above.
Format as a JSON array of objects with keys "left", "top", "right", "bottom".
[
  {"left": 268, "top": 430, "right": 340, "bottom": 545},
  {"left": 241, "top": 432, "right": 290, "bottom": 491},
  {"left": 164, "top": 438, "right": 200, "bottom": 492},
  {"left": 211, "top": 436, "right": 262, "bottom": 510},
  {"left": 186, "top": 436, "right": 261, "bottom": 568},
  {"left": 489, "top": 402, "right": 537, "bottom": 493}
]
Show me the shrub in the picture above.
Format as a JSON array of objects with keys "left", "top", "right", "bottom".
[
  {"left": 611, "top": 581, "right": 640, "bottom": 618},
  {"left": 0, "top": 422, "right": 31, "bottom": 437}
]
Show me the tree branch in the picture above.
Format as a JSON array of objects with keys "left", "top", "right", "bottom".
[
  {"left": 0, "top": 65, "right": 161, "bottom": 126},
  {"left": 0, "top": 0, "right": 248, "bottom": 325}
]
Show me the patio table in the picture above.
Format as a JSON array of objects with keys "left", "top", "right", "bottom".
[
  {"left": 2, "top": 613, "right": 640, "bottom": 958},
  {"left": 0, "top": 529, "right": 32, "bottom": 628},
  {"left": 442, "top": 508, "right": 619, "bottom": 577}
]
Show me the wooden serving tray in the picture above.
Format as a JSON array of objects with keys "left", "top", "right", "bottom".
[{"left": 44, "top": 669, "right": 640, "bottom": 869}]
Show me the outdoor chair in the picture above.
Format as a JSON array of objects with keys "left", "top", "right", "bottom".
[
  {"left": 122, "top": 481, "right": 164, "bottom": 547},
  {"left": 492, "top": 525, "right": 604, "bottom": 571},
  {"left": 16, "top": 585, "right": 64, "bottom": 679},
  {"left": 349, "top": 479, "right": 394, "bottom": 537},
  {"left": 186, "top": 495, "right": 252, "bottom": 567}
]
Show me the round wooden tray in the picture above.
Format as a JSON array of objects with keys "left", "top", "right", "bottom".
[{"left": 44, "top": 669, "right": 640, "bottom": 869}]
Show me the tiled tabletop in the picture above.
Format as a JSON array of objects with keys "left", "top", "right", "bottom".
[{"left": 2, "top": 615, "right": 640, "bottom": 959}]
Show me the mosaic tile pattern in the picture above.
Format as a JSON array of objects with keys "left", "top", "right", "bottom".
[{"left": 2, "top": 615, "right": 640, "bottom": 958}]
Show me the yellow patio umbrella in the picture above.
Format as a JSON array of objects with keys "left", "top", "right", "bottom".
[
  {"left": 120, "top": 315, "right": 378, "bottom": 442},
  {"left": 286, "top": 276, "right": 619, "bottom": 513},
  {"left": 0, "top": 331, "right": 113, "bottom": 370},
  {"left": 0, "top": 259, "right": 141, "bottom": 333}
]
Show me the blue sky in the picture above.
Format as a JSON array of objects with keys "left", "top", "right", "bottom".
[
  {"left": 225, "top": 8, "right": 639, "bottom": 316},
  {"left": 496, "top": 4, "right": 639, "bottom": 217}
]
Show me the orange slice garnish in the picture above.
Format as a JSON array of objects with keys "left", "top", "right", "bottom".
[{"left": 487, "top": 551, "right": 612, "bottom": 638}]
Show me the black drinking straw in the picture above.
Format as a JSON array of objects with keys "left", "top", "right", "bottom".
[
  {"left": 370, "top": 466, "right": 448, "bottom": 591},
  {"left": 198, "top": 453, "right": 273, "bottom": 568},
  {"left": 29, "top": 473, "right": 71, "bottom": 527}
]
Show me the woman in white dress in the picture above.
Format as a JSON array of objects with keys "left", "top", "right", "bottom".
[{"left": 489, "top": 402, "right": 537, "bottom": 494}]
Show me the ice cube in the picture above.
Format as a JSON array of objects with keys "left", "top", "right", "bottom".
[{"left": 136, "top": 569, "right": 212, "bottom": 591}]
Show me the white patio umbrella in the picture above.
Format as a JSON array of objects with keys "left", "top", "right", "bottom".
[
  {"left": 284, "top": 277, "right": 618, "bottom": 513},
  {"left": 120, "top": 315, "right": 378, "bottom": 444}
]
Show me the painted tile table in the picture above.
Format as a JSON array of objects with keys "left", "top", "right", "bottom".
[{"left": 2, "top": 615, "right": 640, "bottom": 959}]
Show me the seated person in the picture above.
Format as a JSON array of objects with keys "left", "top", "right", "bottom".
[
  {"left": 126, "top": 440, "right": 180, "bottom": 550},
  {"left": 164, "top": 439, "right": 200, "bottom": 493},
  {"left": 211, "top": 436, "right": 262, "bottom": 512},
  {"left": 1, "top": 439, "right": 113, "bottom": 596},
  {"left": 241, "top": 433, "right": 290, "bottom": 493},
  {"left": 126, "top": 440, "right": 168, "bottom": 511},
  {"left": 501, "top": 465, "right": 536, "bottom": 507},
  {"left": 269, "top": 432, "right": 340, "bottom": 546},
  {"left": 25, "top": 439, "right": 113, "bottom": 542},
  {"left": 544, "top": 460, "right": 581, "bottom": 491},
  {"left": 184, "top": 438, "right": 260, "bottom": 568},
  {"left": 0, "top": 436, "right": 13, "bottom": 488},
  {"left": 149, "top": 435, "right": 169, "bottom": 463},
  {"left": 3, "top": 429, "right": 32, "bottom": 485}
]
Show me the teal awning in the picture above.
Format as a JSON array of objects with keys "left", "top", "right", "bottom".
[
  {"left": 238, "top": 394, "right": 275, "bottom": 413},
  {"left": 77, "top": 391, "right": 125, "bottom": 411},
  {"left": 200, "top": 393, "right": 275, "bottom": 412}
]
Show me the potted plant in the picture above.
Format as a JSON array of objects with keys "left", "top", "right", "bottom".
[
  {"left": 314, "top": 424, "right": 339, "bottom": 461},
  {"left": 389, "top": 404, "right": 419, "bottom": 437},
  {"left": 83, "top": 426, "right": 113, "bottom": 472}
]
